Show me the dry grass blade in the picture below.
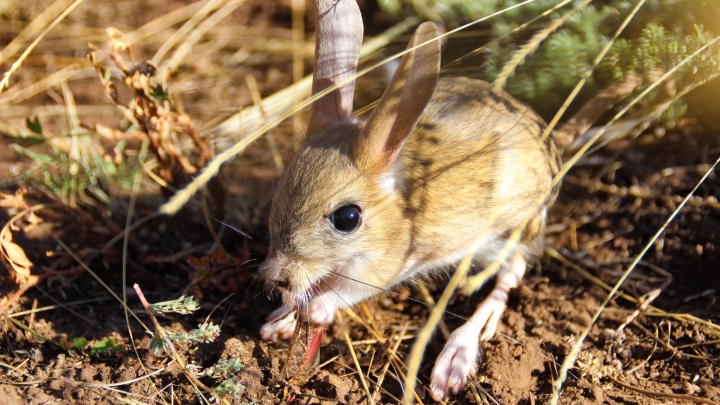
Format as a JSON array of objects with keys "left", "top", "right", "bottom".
[
  {"left": 545, "top": 247, "right": 650, "bottom": 306},
  {"left": 372, "top": 322, "right": 408, "bottom": 401},
  {"left": 551, "top": 36, "right": 720, "bottom": 189},
  {"left": 120, "top": 167, "right": 160, "bottom": 395},
  {"left": 246, "top": 74, "right": 284, "bottom": 171},
  {"left": 0, "top": 0, "right": 85, "bottom": 94},
  {"left": 468, "top": 34, "right": 720, "bottom": 293},
  {"left": 540, "top": 0, "right": 657, "bottom": 146},
  {"left": 53, "top": 237, "right": 150, "bottom": 331},
  {"left": 61, "top": 81, "right": 79, "bottom": 133},
  {"left": 575, "top": 70, "right": 720, "bottom": 155},
  {"left": 0, "top": 361, "right": 36, "bottom": 380},
  {"left": 607, "top": 375, "right": 719, "bottom": 405},
  {"left": 449, "top": 22, "right": 720, "bottom": 405},
  {"left": 554, "top": 74, "right": 642, "bottom": 150},
  {"left": 0, "top": 0, "right": 76, "bottom": 64},
  {"left": 210, "top": 15, "right": 421, "bottom": 141},
  {"left": 402, "top": 253, "right": 474, "bottom": 404},
  {"left": 163, "top": 0, "right": 248, "bottom": 78},
  {"left": 126, "top": 0, "right": 210, "bottom": 45},
  {"left": 417, "top": 283, "right": 450, "bottom": 339},
  {"left": 549, "top": 154, "right": 720, "bottom": 404},
  {"left": 493, "top": 0, "right": 590, "bottom": 91},
  {"left": 0, "top": 65, "right": 90, "bottom": 110},
  {"left": 443, "top": 0, "right": 574, "bottom": 71},
  {"left": 0, "top": 104, "right": 119, "bottom": 119},
  {"left": 337, "top": 311, "right": 376, "bottom": 405},
  {"left": 152, "top": 0, "right": 226, "bottom": 64},
  {"left": 6, "top": 297, "right": 110, "bottom": 318},
  {"left": 291, "top": 0, "right": 306, "bottom": 147},
  {"left": 162, "top": 0, "right": 540, "bottom": 215}
]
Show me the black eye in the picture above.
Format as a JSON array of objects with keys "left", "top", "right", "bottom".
[{"left": 329, "top": 205, "right": 362, "bottom": 233}]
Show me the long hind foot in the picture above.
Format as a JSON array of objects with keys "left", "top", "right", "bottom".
[{"left": 429, "top": 252, "right": 526, "bottom": 401}]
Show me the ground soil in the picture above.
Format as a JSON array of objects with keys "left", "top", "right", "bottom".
[{"left": 1, "top": 1, "right": 719, "bottom": 404}]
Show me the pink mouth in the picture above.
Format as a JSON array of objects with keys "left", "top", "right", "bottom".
[
  {"left": 281, "top": 277, "right": 326, "bottom": 309},
  {"left": 279, "top": 274, "right": 337, "bottom": 326}
]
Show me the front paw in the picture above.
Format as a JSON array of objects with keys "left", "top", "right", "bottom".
[
  {"left": 307, "top": 296, "right": 336, "bottom": 325},
  {"left": 260, "top": 306, "right": 296, "bottom": 341},
  {"left": 429, "top": 328, "right": 481, "bottom": 401}
]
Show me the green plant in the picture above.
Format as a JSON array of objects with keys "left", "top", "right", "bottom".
[
  {"left": 140, "top": 292, "right": 246, "bottom": 402},
  {"left": 149, "top": 295, "right": 201, "bottom": 316},
  {"left": 90, "top": 338, "right": 126, "bottom": 355},
  {"left": 11, "top": 136, "right": 147, "bottom": 209},
  {"left": 60, "top": 337, "right": 88, "bottom": 356},
  {"left": 380, "top": 0, "right": 720, "bottom": 126}
]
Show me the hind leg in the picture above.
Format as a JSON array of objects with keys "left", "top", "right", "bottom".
[{"left": 429, "top": 252, "right": 527, "bottom": 401}]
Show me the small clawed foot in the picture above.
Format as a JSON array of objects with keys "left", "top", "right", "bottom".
[
  {"left": 260, "top": 306, "right": 296, "bottom": 341},
  {"left": 429, "top": 328, "right": 481, "bottom": 401}
]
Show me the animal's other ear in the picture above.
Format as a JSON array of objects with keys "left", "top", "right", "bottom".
[
  {"left": 356, "top": 22, "right": 440, "bottom": 170},
  {"left": 308, "top": 0, "right": 363, "bottom": 133}
]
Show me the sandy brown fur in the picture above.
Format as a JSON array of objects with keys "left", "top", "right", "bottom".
[
  {"left": 400, "top": 78, "right": 560, "bottom": 261},
  {"left": 263, "top": 77, "right": 560, "bottom": 297},
  {"left": 259, "top": 13, "right": 563, "bottom": 398}
]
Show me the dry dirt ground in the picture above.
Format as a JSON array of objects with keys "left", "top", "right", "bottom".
[{"left": 1, "top": 1, "right": 719, "bottom": 404}]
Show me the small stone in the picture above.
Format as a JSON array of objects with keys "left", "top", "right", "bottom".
[{"left": 683, "top": 382, "right": 701, "bottom": 395}]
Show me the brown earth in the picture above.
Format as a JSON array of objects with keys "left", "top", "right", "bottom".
[{"left": 1, "top": 1, "right": 719, "bottom": 404}]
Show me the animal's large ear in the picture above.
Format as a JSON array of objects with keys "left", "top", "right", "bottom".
[
  {"left": 308, "top": 0, "right": 363, "bottom": 133},
  {"left": 356, "top": 22, "right": 440, "bottom": 170}
]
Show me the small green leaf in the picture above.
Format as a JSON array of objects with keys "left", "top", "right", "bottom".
[
  {"left": 72, "top": 337, "right": 88, "bottom": 349},
  {"left": 91, "top": 339, "right": 115, "bottom": 354},
  {"left": 91, "top": 339, "right": 125, "bottom": 355},
  {"left": 151, "top": 85, "right": 169, "bottom": 101},
  {"left": 212, "top": 376, "right": 246, "bottom": 401},
  {"left": 10, "top": 144, "right": 55, "bottom": 164},
  {"left": 25, "top": 117, "right": 42, "bottom": 135},
  {"left": 150, "top": 295, "right": 200, "bottom": 316},
  {"left": 149, "top": 334, "right": 168, "bottom": 356}
]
